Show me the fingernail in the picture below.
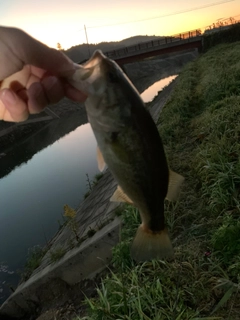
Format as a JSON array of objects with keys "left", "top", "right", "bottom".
[{"left": 1, "top": 89, "right": 17, "bottom": 106}]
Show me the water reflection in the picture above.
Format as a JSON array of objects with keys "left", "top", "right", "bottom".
[
  {"left": 0, "top": 119, "right": 98, "bottom": 304},
  {"left": 0, "top": 112, "right": 88, "bottom": 179},
  {"left": 141, "top": 75, "right": 177, "bottom": 102},
  {"left": 0, "top": 73, "right": 178, "bottom": 305}
]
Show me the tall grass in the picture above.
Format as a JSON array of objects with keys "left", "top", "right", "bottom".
[{"left": 75, "top": 41, "right": 240, "bottom": 319}]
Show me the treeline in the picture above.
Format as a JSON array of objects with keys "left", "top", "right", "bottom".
[{"left": 64, "top": 35, "right": 164, "bottom": 63}]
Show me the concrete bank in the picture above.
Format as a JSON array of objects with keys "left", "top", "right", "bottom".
[
  {"left": 0, "top": 170, "right": 120, "bottom": 318},
  {"left": 0, "top": 63, "right": 180, "bottom": 319},
  {"left": 0, "top": 98, "right": 86, "bottom": 155}
]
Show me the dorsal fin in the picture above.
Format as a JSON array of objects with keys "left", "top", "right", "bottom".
[{"left": 166, "top": 170, "right": 184, "bottom": 201}]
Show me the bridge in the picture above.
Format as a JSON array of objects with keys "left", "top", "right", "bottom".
[{"left": 103, "top": 29, "right": 202, "bottom": 65}]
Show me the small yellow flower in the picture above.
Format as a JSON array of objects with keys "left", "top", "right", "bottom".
[{"left": 63, "top": 205, "right": 76, "bottom": 219}]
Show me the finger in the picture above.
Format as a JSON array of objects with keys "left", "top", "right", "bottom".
[
  {"left": 26, "top": 66, "right": 46, "bottom": 88},
  {"left": 41, "top": 76, "right": 65, "bottom": 104},
  {"left": 64, "top": 83, "right": 87, "bottom": 102},
  {"left": 27, "top": 82, "right": 49, "bottom": 114},
  {"left": 0, "top": 27, "right": 77, "bottom": 78},
  {"left": 0, "top": 65, "right": 30, "bottom": 89},
  {"left": 0, "top": 89, "right": 29, "bottom": 122}
]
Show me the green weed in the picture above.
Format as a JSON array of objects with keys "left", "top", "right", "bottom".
[
  {"left": 75, "top": 41, "right": 240, "bottom": 319},
  {"left": 21, "top": 245, "right": 47, "bottom": 281},
  {"left": 87, "top": 228, "right": 97, "bottom": 237},
  {"left": 84, "top": 172, "right": 104, "bottom": 199},
  {"left": 63, "top": 204, "right": 80, "bottom": 242},
  {"left": 49, "top": 247, "right": 66, "bottom": 263},
  {"left": 211, "top": 214, "right": 240, "bottom": 278}
]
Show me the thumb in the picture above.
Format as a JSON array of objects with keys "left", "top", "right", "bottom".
[{"left": 0, "top": 27, "right": 77, "bottom": 79}]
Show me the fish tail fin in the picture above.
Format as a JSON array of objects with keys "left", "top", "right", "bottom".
[{"left": 131, "top": 225, "right": 174, "bottom": 262}]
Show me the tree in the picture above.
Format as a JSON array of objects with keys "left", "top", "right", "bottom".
[{"left": 57, "top": 43, "right": 62, "bottom": 50}]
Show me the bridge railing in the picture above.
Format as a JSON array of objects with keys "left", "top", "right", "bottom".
[{"left": 104, "top": 29, "right": 202, "bottom": 59}]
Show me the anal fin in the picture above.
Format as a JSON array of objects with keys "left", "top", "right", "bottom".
[
  {"left": 166, "top": 170, "right": 184, "bottom": 201},
  {"left": 110, "top": 186, "right": 133, "bottom": 205}
]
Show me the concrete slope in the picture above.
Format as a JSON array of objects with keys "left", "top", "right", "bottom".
[{"left": 0, "top": 171, "right": 121, "bottom": 318}]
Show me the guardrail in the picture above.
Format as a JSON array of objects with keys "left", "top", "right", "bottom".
[{"left": 104, "top": 29, "right": 202, "bottom": 59}]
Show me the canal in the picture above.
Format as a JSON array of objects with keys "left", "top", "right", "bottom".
[{"left": 0, "top": 74, "right": 177, "bottom": 304}]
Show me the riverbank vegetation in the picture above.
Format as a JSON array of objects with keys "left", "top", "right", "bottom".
[
  {"left": 21, "top": 246, "right": 48, "bottom": 282},
  {"left": 84, "top": 172, "right": 104, "bottom": 199},
  {"left": 75, "top": 40, "right": 240, "bottom": 319}
]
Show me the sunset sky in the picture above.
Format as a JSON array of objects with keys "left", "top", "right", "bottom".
[{"left": 0, "top": 0, "right": 239, "bottom": 49}]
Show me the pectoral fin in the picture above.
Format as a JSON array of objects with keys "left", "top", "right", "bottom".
[
  {"left": 97, "top": 146, "right": 106, "bottom": 172},
  {"left": 166, "top": 170, "right": 184, "bottom": 201},
  {"left": 110, "top": 186, "right": 134, "bottom": 204}
]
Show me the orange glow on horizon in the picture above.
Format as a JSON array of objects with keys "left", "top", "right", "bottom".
[{"left": 0, "top": 0, "right": 239, "bottom": 49}]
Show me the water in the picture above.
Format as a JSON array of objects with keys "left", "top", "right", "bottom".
[
  {"left": 0, "top": 119, "right": 98, "bottom": 303},
  {"left": 0, "top": 74, "right": 175, "bottom": 304},
  {"left": 141, "top": 75, "right": 177, "bottom": 103}
]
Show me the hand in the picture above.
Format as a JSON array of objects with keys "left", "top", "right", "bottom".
[{"left": 0, "top": 27, "right": 86, "bottom": 122}]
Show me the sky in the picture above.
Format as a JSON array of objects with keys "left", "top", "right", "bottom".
[{"left": 0, "top": 0, "right": 239, "bottom": 49}]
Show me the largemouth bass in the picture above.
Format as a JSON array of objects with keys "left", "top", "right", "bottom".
[{"left": 68, "top": 50, "right": 184, "bottom": 262}]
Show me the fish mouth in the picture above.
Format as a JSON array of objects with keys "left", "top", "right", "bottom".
[
  {"left": 83, "top": 50, "right": 105, "bottom": 69},
  {"left": 69, "top": 50, "right": 107, "bottom": 95}
]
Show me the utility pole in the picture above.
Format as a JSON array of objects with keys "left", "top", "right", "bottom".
[{"left": 84, "top": 25, "right": 91, "bottom": 58}]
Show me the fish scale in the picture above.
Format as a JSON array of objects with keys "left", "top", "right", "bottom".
[{"left": 68, "top": 50, "right": 184, "bottom": 262}]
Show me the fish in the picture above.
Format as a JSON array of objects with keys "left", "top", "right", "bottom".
[{"left": 68, "top": 50, "right": 184, "bottom": 262}]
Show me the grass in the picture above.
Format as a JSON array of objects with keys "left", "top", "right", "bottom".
[
  {"left": 20, "top": 245, "right": 47, "bottom": 281},
  {"left": 74, "top": 41, "right": 240, "bottom": 319},
  {"left": 49, "top": 247, "right": 67, "bottom": 263},
  {"left": 84, "top": 172, "right": 104, "bottom": 199}
]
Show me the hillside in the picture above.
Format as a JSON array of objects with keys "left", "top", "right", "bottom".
[{"left": 64, "top": 35, "right": 164, "bottom": 62}]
